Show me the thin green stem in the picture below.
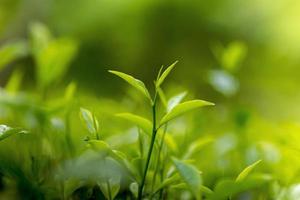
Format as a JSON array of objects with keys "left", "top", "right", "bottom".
[
  {"left": 138, "top": 95, "right": 158, "bottom": 200},
  {"left": 151, "top": 124, "right": 168, "bottom": 194},
  {"left": 138, "top": 128, "right": 144, "bottom": 158},
  {"left": 107, "top": 179, "right": 112, "bottom": 200},
  {"left": 92, "top": 113, "right": 100, "bottom": 140},
  {"left": 65, "top": 110, "right": 74, "bottom": 156}
]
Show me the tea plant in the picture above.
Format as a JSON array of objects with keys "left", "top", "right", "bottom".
[
  {"left": 0, "top": 23, "right": 287, "bottom": 200},
  {"left": 109, "top": 62, "right": 214, "bottom": 199}
]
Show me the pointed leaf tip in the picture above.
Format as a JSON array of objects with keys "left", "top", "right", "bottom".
[
  {"left": 156, "top": 61, "right": 178, "bottom": 88},
  {"left": 236, "top": 160, "right": 262, "bottom": 182},
  {"left": 109, "top": 70, "right": 152, "bottom": 103}
]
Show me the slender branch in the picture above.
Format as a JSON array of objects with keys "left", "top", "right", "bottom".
[
  {"left": 107, "top": 179, "right": 112, "bottom": 200},
  {"left": 151, "top": 124, "right": 168, "bottom": 193},
  {"left": 138, "top": 94, "right": 158, "bottom": 200},
  {"left": 138, "top": 128, "right": 144, "bottom": 158}
]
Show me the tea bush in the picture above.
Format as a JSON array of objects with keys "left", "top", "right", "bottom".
[{"left": 0, "top": 23, "right": 299, "bottom": 200}]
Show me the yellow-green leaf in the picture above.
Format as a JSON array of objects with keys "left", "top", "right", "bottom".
[
  {"left": 80, "top": 108, "right": 99, "bottom": 135},
  {"left": 172, "top": 157, "right": 202, "bottom": 200},
  {"left": 153, "top": 174, "right": 180, "bottom": 194},
  {"left": 109, "top": 70, "right": 152, "bottom": 102},
  {"left": 0, "top": 125, "right": 27, "bottom": 141},
  {"left": 167, "top": 91, "right": 187, "bottom": 112},
  {"left": 157, "top": 87, "right": 167, "bottom": 109},
  {"left": 160, "top": 100, "right": 214, "bottom": 126},
  {"left": 236, "top": 160, "right": 262, "bottom": 182},
  {"left": 116, "top": 113, "right": 152, "bottom": 135},
  {"left": 156, "top": 61, "right": 178, "bottom": 88},
  {"left": 5, "top": 69, "right": 24, "bottom": 94},
  {"left": 222, "top": 41, "right": 247, "bottom": 72},
  {"left": 98, "top": 177, "right": 120, "bottom": 200},
  {"left": 183, "top": 137, "right": 214, "bottom": 159},
  {"left": 0, "top": 41, "right": 28, "bottom": 70}
]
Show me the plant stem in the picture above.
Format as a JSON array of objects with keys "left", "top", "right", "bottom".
[
  {"left": 138, "top": 96, "right": 157, "bottom": 200},
  {"left": 92, "top": 113, "right": 100, "bottom": 140},
  {"left": 151, "top": 124, "right": 168, "bottom": 193},
  {"left": 107, "top": 179, "right": 112, "bottom": 200},
  {"left": 138, "top": 129, "right": 144, "bottom": 158}
]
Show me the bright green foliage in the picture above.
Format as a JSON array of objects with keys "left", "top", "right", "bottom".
[
  {"left": 80, "top": 108, "right": 100, "bottom": 138},
  {"left": 1, "top": 5, "right": 299, "bottom": 200},
  {"left": 156, "top": 61, "right": 178, "bottom": 88},
  {"left": 0, "top": 41, "right": 28, "bottom": 70},
  {"left": 183, "top": 137, "right": 214, "bottom": 159},
  {"left": 116, "top": 113, "right": 152, "bottom": 135},
  {"left": 211, "top": 41, "right": 247, "bottom": 72},
  {"left": 236, "top": 160, "right": 262, "bottom": 182},
  {"left": 5, "top": 69, "right": 23, "bottom": 94},
  {"left": 98, "top": 177, "right": 120, "bottom": 200},
  {"left": 0, "top": 125, "right": 27, "bottom": 141},
  {"left": 208, "top": 160, "right": 268, "bottom": 200},
  {"left": 221, "top": 41, "right": 247, "bottom": 72},
  {"left": 30, "top": 22, "right": 78, "bottom": 89},
  {"left": 160, "top": 100, "right": 214, "bottom": 126},
  {"left": 167, "top": 91, "right": 187, "bottom": 112},
  {"left": 209, "top": 174, "right": 272, "bottom": 200},
  {"left": 172, "top": 157, "right": 202, "bottom": 200},
  {"left": 109, "top": 64, "right": 214, "bottom": 200},
  {"left": 109, "top": 70, "right": 152, "bottom": 103}
]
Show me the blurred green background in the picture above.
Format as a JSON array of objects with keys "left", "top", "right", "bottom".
[
  {"left": 1, "top": 0, "right": 300, "bottom": 199},
  {"left": 2, "top": 0, "right": 300, "bottom": 120}
]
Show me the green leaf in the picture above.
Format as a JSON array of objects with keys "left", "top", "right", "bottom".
[
  {"left": 209, "top": 174, "right": 272, "bottom": 200},
  {"left": 129, "top": 182, "right": 139, "bottom": 198},
  {"left": 163, "top": 133, "right": 178, "bottom": 153},
  {"left": 160, "top": 100, "right": 214, "bottom": 126},
  {"left": 172, "top": 157, "right": 202, "bottom": 200},
  {"left": 0, "top": 41, "right": 28, "bottom": 70},
  {"left": 167, "top": 91, "right": 187, "bottom": 112},
  {"left": 30, "top": 23, "right": 78, "bottom": 88},
  {"left": 108, "top": 70, "right": 152, "bottom": 103},
  {"left": 157, "top": 87, "right": 167, "bottom": 109},
  {"left": 116, "top": 113, "right": 152, "bottom": 135},
  {"left": 210, "top": 41, "right": 247, "bottom": 73},
  {"left": 5, "top": 69, "right": 24, "bottom": 94},
  {"left": 170, "top": 182, "right": 213, "bottom": 195},
  {"left": 98, "top": 177, "right": 120, "bottom": 200},
  {"left": 0, "top": 125, "right": 27, "bottom": 141},
  {"left": 80, "top": 108, "right": 99, "bottom": 135},
  {"left": 201, "top": 186, "right": 213, "bottom": 195},
  {"left": 29, "top": 22, "right": 52, "bottom": 55},
  {"left": 64, "top": 82, "right": 77, "bottom": 103},
  {"left": 183, "top": 137, "right": 214, "bottom": 159},
  {"left": 221, "top": 41, "right": 247, "bottom": 72},
  {"left": 88, "top": 140, "right": 110, "bottom": 151},
  {"left": 35, "top": 38, "right": 78, "bottom": 88},
  {"left": 236, "top": 160, "right": 262, "bottom": 182},
  {"left": 153, "top": 174, "right": 180, "bottom": 194},
  {"left": 156, "top": 61, "right": 178, "bottom": 88}
]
